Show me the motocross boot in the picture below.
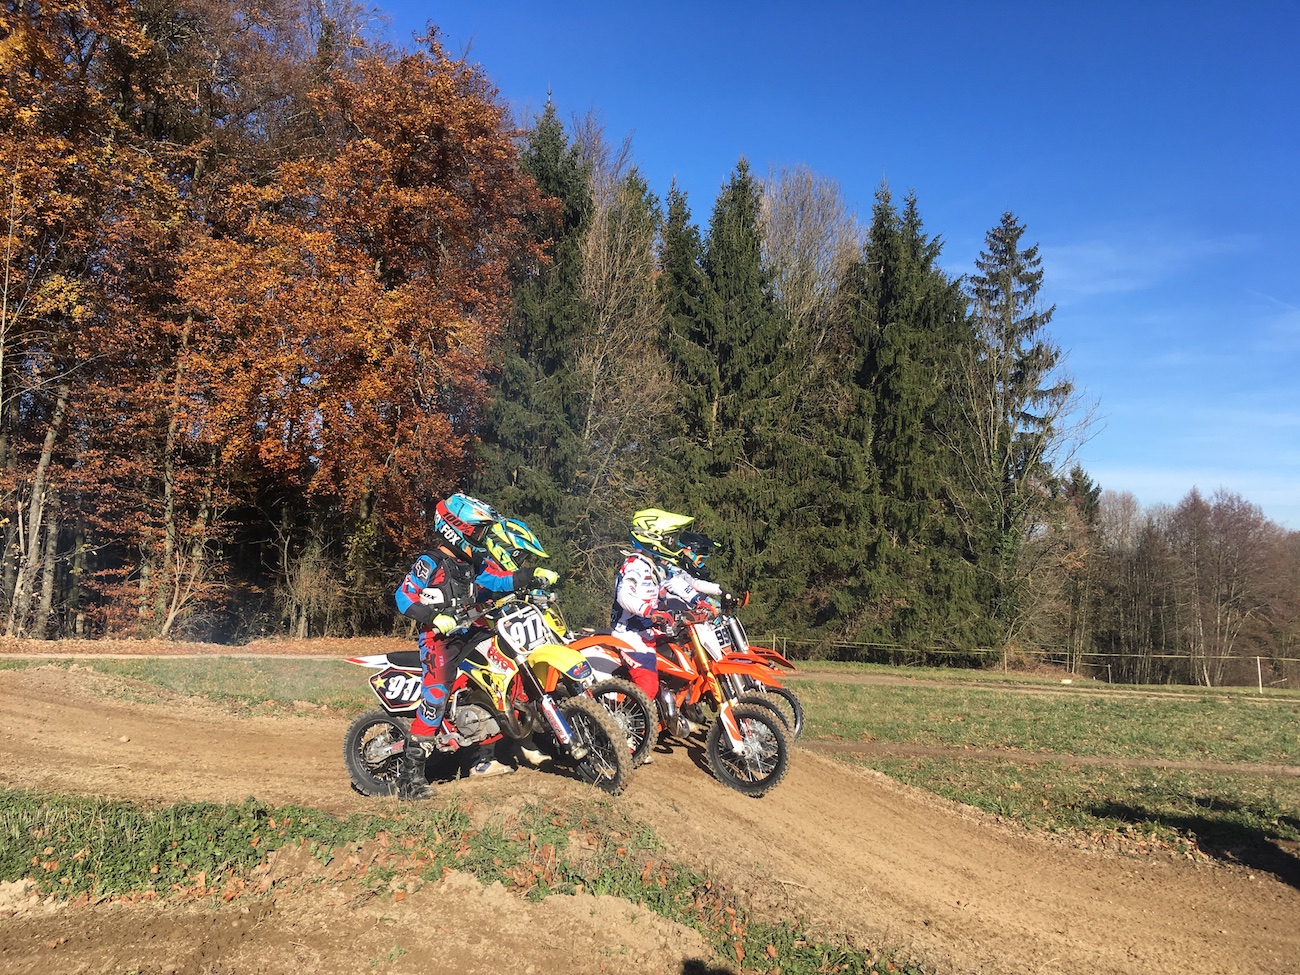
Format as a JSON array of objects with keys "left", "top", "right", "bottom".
[{"left": 396, "top": 738, "right": 434, "bottom": 801}]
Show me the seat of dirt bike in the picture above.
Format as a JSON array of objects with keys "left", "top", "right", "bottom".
[{"left": 387, "top": 650, "right": 421, "bottom": 668}]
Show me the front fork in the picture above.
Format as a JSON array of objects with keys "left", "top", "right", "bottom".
[{"left": 714, "top": 700, "right": 750, "bottom": 754}]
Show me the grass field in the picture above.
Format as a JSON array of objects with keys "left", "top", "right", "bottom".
[{"left": 787, "top": 671, "right": 1300, "bottom": 871}]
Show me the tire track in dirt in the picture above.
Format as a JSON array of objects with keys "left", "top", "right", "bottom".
[
  {"left": 802, "top": 739, "right": 1300, "bottom": 777},
  {"left": 1, "top": 665, "right": 1298, "bottom": 975}
]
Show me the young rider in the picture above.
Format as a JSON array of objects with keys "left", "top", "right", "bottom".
[
  {"left": 609, "top": 509, "right": 730, "bottom": 745},
  {"left": 393, "top": 493, "right": 557, "bottom": 800}
]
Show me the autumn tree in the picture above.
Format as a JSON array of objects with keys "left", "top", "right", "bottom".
[
  {"left": 177, "top": 32, "right": 548, "bottom": 635},
  {"left": 0, "top": 0, "right": 199, "bottom": 636}
]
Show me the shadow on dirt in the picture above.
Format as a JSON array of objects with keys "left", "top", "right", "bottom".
[
  {"left": 682, "top": 961, "right": 738, "bottom": 975},
  {"left": 1090, "top": 799, "right": 1300, "bottom": 890}
]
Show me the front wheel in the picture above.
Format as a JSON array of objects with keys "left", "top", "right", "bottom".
[
  {"left": 560, "top": 696, "right": 631, "bottom": 796},
  {"left": 705, "top": 703, "right": 789, "bottom": 797},
  {"left": 343, "top": 710, "right": 411, "bottom": 796},
  {"left": 590, "top": 678, "right": 658, "bottom": 767}
]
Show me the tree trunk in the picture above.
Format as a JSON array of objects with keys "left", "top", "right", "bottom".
[
  {"left": 35, "top": 489, "right": 59, "bottom": 639},
  {"left": 6, "top": 381, "right": 69, "bottom": 637}
]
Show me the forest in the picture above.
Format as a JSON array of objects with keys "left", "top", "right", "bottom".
[{"left": 2, "top": 0, "right": 1297, "bottom": 685}]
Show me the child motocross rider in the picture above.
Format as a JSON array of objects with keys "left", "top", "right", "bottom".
[
  {"left": 609, "top": 509, "right": 735, "bottom": 748},
  {"left": 393, "top": 493, "right": 557, "bottom": 801}
]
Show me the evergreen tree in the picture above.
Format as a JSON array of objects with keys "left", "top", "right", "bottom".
[
  {"left": 473, "top": 104, "right": 592, "bottom": 561},
  {"left": 656, "top": 184, "right": 718, "bottom": 487},
  {"left": 848, "top": 186, "right": 982, "bottom": 647},
  {"left": 958, "top": 211, "right": 1074, "bottom": 637}
]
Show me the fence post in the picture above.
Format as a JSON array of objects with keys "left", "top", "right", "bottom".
[{"left": 1258, "top": 656, "right": 1263, "bottom": 696}]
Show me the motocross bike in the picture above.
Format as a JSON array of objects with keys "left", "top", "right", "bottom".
[
  {"left": 702, "top": 594, "right": 804, "bottom": 740},
  {"left": 653, "top": 609, "right": 791, "bottom": 797},
  {"left": 342, "top": 591, "right": 631, "bottom": 797},
  {"left": 537, "top": 597, "right": 659, "bottom": 767}
]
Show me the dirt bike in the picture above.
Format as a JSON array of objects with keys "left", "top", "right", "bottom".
[
  {"left": 704, "top": 594, "right": 804, "bottom": 740},
  {"left": 537, "top": 597, "right": 659, "bottom": 767},
  {"left": 653, "top": 608, "right": 792, "bottom": 797},
  {"left": 342, "top": 590, "right": 631, "bottom": 797}
]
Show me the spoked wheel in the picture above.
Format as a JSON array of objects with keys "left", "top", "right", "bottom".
[
  {"left": 734, "top": 691, "right": 793, "bottom": 736},
  {"left": 740, "top": 683, "right": 805, "bottom": 740},
  {"left": 705, "top": 703, "right": 789, "bottom": 797},
  {"left": 590, "top": 678, "right": 658, "bottom": 767},
  {"left": 560, "top": 696, "right": 631, "bottom": 796},
  {"left": 343, "top": 710, "right": 411, "bottom": 796}
]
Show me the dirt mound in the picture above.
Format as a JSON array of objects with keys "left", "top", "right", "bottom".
[{"left": 1, "top": 664, "right": 1298, "bottom": 975}]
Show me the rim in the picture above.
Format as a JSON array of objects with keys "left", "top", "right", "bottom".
[{"left": 715, "top": 713, "right": 783, "bottom": 784}]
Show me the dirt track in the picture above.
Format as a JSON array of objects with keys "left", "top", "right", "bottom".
[{"left": 1, "top": 664, "right": 1298, "bottom": 975}]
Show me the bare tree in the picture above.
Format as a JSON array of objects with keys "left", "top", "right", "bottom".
[
  {"left": 569, "top": 120, "right": 673, "bottom": 575},
  {"left": 1167, "top": 489, "right": 1276, "bottom": 685},
  {"left": 758, "top": 164, "right": 862, "bottom": 386}
]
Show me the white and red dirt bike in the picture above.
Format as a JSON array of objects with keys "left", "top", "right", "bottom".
[
  {"left": 342, "top": 591, "right": 631, "bottom": 797},
  {"left": 702, "top": 595, "right": 804, "bottom": 740},
  {"left": 536, "top": 597, "right": 659, "bottom": 767}
]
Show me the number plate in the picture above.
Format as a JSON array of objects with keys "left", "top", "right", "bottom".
[
  {"left": 497, "top": 604, "right": 552, "bottom": 654},
  {"left": 369, "top": 667, "right": 422, "bottom": 711}
]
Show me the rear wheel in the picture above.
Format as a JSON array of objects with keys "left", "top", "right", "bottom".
[
  {"left": 740, "top": 684, "right": 804, "bottom": 740},
  {"left": 343, "top": 710, "right": 411, "bottom": 796},
  {"left": 560, "top": 696, "right": 631, "bottom": 796},
  {"left": 705, "top": 703, "right": 789, "bottom": 797},
  {"left": 590, "top": 678, "right": 658, "bottom": 767}
]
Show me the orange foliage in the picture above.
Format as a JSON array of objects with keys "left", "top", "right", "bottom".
[{"left": 178, "top": 33, "right": 549, "bottom": 549}]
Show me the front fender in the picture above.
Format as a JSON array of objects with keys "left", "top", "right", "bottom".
[
  {"left": 744, "top": 646, "right": 796, "bottom": 670},
  {"left": 711, "top": 656, "right": 784, "bottom": 687},
  {"left": 525, "top": 642, "right": 595, "bottom": 691}
]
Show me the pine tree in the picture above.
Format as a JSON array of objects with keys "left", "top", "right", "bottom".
[
  {"left": 958, "top": 211, "right": 1074, "bottom": 637},
  {"left": 656, "top": 183, "right": 718, "bottom": 485},
  {"left": 849, "top": 186, "right": 982, "bottom": 647},
  {"left": 473, "top": 104, "right": 592, "bottom": 554}
]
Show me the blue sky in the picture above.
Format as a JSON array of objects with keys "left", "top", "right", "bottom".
[{"left": 380, "top": 1, "right": 1300, "bottom": 530}]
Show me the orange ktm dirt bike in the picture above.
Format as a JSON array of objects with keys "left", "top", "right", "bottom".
[
  {"left": 704, "top": 593, "right": 804, "bottom": 740},
  {"left": 535, "top": 595, "right": 659, "bottom": 768},
  {"left": 342, "top": 591, "right": 631, "bottom": 797},
  {"left": 653, "top": 608, "right": 792, "bottom": 797}
]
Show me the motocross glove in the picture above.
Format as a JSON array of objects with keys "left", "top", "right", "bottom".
[
  {"left": 650, "top": 609, "right": 677, "bottom": 632},
  {"left": 431, "top": 613, "right": 458, "bottom": 635},
  {"left": 532, "top": 567, "right": 559, "bottom": 588}
]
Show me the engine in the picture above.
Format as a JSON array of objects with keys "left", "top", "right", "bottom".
[{"left": 448, "top": 702, "right": 500, "bottom": 741}]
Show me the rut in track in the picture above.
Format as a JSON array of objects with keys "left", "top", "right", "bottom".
[{"left": 1, "top": 665, "right": 1298, "bottom": 975}]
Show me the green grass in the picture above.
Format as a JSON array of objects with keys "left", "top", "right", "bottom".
[
  {"left": 789, "top": 674, "right": 1300, "bottom": 874},
  {"left": 793, "top": 678, "right": 1300, "bottom": 764},
  {"left": 0, "top": 788, "right": 921, "bottom": 975}
]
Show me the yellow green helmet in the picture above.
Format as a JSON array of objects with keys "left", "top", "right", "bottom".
[
  {"left": 629, "top": 508, "right": 695, "bottom": 560},
  {"left": 486, "top": 517, "right": 549, "bottom": 571}
]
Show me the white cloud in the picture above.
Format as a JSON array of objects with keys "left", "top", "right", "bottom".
[{"left": 1041, "top": 231, "right": 1254, "bottom": 300}]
